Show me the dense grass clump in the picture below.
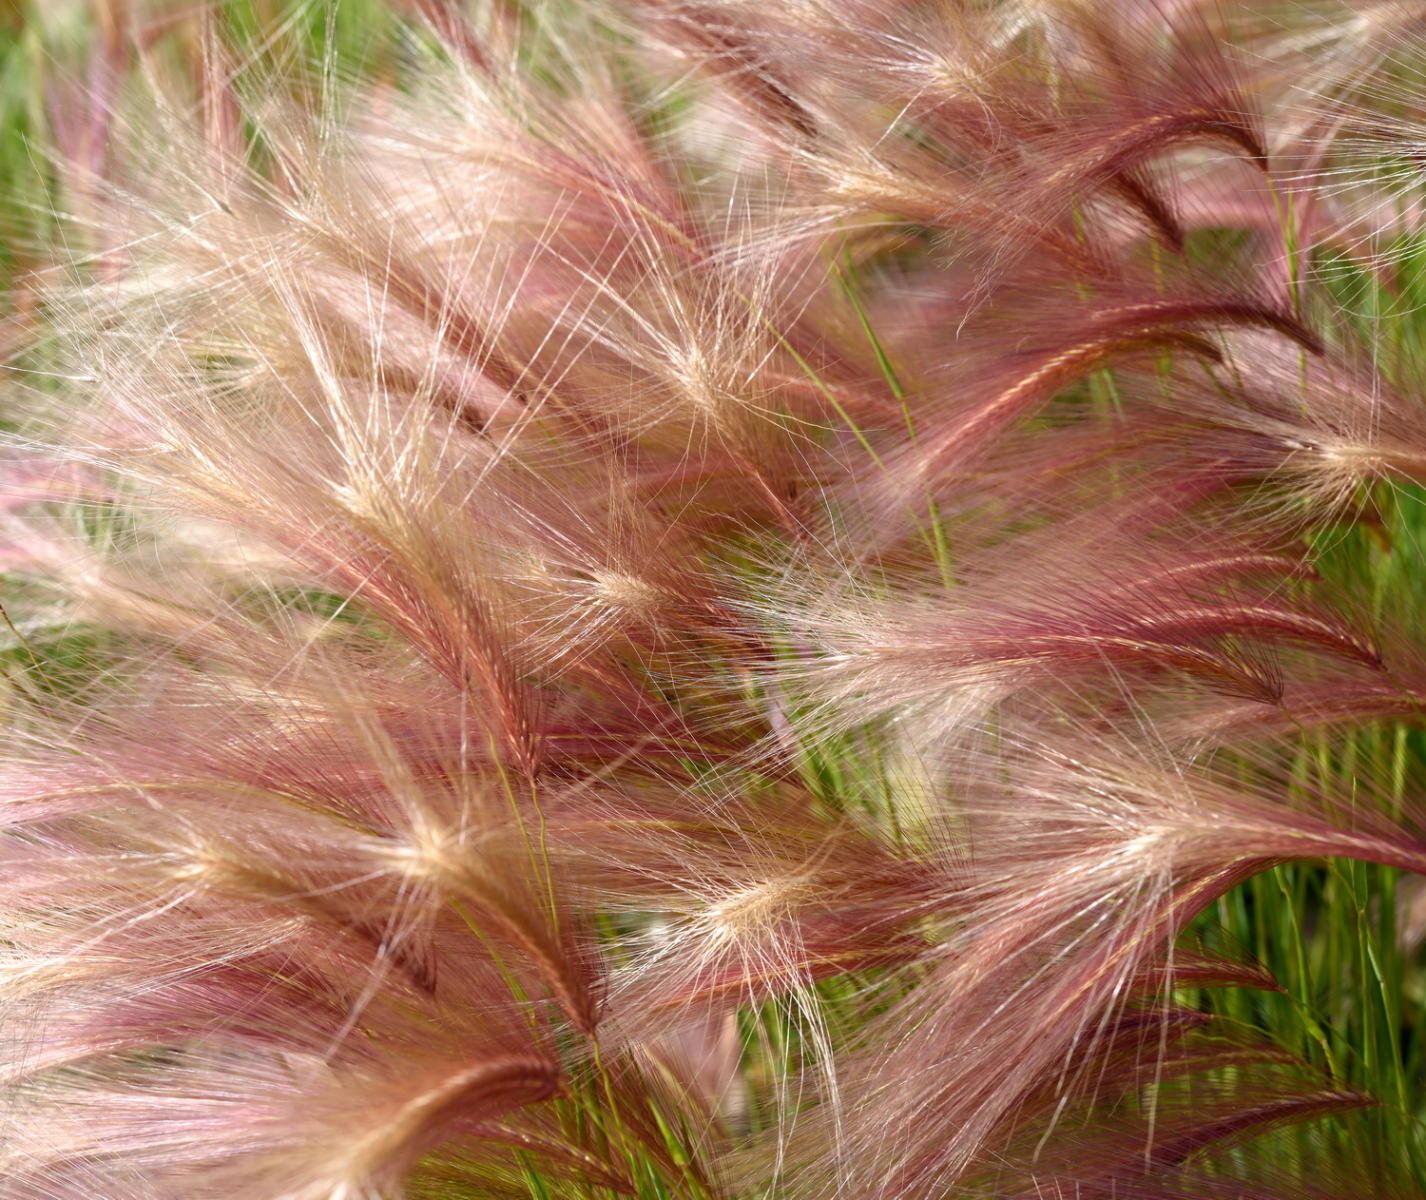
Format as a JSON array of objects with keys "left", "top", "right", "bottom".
[{"left": 7, "top": 2, "right": 1426, "bottom": 1196}]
